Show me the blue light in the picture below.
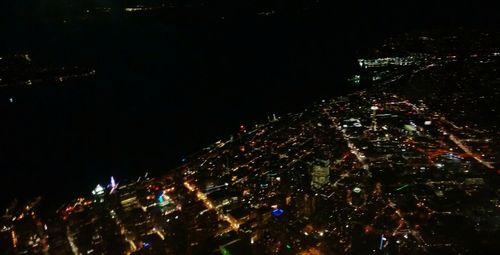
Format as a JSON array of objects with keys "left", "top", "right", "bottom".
[
  {"left": 272, "top": 208, "right": 284, "bottom": 217},
  {"left": 379, "top": 234, "right": 386, "bottom": 250}
]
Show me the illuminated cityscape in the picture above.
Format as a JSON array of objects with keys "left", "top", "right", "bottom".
[
  {"left": 2, "top": 30, "right": 499, "bottom": 253},
  {"left": 1, "top": 1, "right": 499, "bottom": 255}
]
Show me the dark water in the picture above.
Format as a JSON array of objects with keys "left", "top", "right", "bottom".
[
  {"left": 0, "top": 14, "right": 364, "bottom": 209},
  {"left": 1, "top": 1, "right": 498, "bottom": 209}
]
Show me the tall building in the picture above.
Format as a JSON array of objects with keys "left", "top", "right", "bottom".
[
  {"left": 303, "top": 193, "right": 316, "bottom": 218},
  {"left": 311, "top": 159, "right": 330, "bottom": 191}
]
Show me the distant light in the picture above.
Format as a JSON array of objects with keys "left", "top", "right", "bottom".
[
  {"left": 9, "top": 98, "right": 14, "bottom": 103},
  {"left": 424, "top": 120, "right": 432, "bottom": 125},
  {"left": 353, "top": 187, "right": 362, "bottom": 193}
]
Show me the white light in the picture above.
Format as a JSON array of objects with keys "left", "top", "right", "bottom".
[
  {"left": 93, "top": 184, "right": 104, "bottom": 195},
  {"left": 110, "top": 176, "right": 116, "bottom": 188}
]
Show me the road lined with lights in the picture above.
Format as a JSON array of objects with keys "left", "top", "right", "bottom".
[
  {"left": 437, "top": 117, "right": 495, "bottom": 169},
  {"left": 183, "top": 180, "right": 240, "bottom": 233}
]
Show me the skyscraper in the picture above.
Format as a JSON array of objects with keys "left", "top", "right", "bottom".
[{"left": 311, "top": 159, "right": 330, "bottom": 191}]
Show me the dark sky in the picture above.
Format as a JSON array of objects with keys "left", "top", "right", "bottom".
[{"left": 0, "top": 0, "right": 498, "bottom": 209}]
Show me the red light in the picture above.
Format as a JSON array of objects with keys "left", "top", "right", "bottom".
[{"left": 364, "top": 225, "right": 373, "bottom": 234}]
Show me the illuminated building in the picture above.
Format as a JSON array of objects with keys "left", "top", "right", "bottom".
[{"left": 311, "top": 159, "right": 330, "bottom": 190}]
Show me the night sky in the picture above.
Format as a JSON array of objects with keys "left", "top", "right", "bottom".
[{"left": 0, "top": 0, "right": 499, "bottom": 209}]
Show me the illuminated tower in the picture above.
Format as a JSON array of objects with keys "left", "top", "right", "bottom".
[{"left": 109, "top": 176, "right": 118, "bottom": 194}]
